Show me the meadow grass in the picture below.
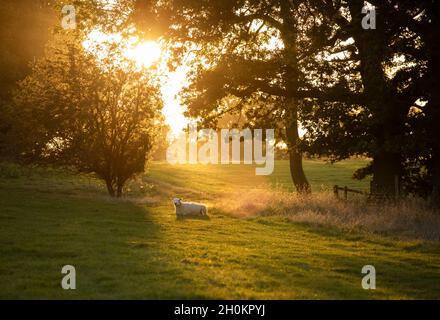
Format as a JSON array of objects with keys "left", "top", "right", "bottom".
[{"left": 0, "top": 160, "right": 439, "bottom": 299}]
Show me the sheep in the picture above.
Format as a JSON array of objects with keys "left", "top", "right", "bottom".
[{"left": 172, "top": 198, "right": 207, "bottom": 217}]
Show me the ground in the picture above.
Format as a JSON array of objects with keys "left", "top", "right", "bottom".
[{"left": 0, "top": 160, "right": 439, "bottom": 299}]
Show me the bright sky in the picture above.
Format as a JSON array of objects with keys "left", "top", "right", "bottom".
[
  {"left": 86, "top": 1, "right": 299, "bottom": 138},
  {"left": 83, "top": 28, "right": 306, "bottom": 138},
  {"left": 125, "top": 40, "right": 190, "bottom": 135},
  {"left": 160, "top": 66, "right": 190, "bottom": 135},
  {"left": 83, "top": 30, "right": 190, "bottom": 135}
]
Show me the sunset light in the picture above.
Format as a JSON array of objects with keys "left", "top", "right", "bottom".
[
  {"left": 83, "top": 30, "right": 189, "bottom": 136},
  {"left": 124, "top": 41, "right": 162, "bottom": 69},
  {"left": 2, "top": 0, "right": 440, "bottom": 304}
]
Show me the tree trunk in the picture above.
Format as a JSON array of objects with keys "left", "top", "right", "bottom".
[
  {"left": 429, "top": 84, "right": 440, "bottom": 207},
  {"left": 279, "top": 1, "right": 310, "bottom": 194},
  {"left": 105, "top": 179, "right": 115, "bottom": 197},
  {"left": 286, "top": 123, "right": 311, "bottom": 193},
  {"left": 288, "top": 146, "right": 310, "bottom": 193},
  {"left": 371, "top": 152, "right": 401, "bottom": 196},
  {"left": 432, "top": 163, "right": 440, "bottom": 207},
  {"left": 426, "top": 102, "right": 440, "bottom": 206},
  {"left": 427, "top": 16, "right": 440, "bottom": 207},
  {"left": 348, "top": 0, "right": 404, "bottom": 197},
  {"left": 116, "top": 184, "right": 123, "bottom": 198}
]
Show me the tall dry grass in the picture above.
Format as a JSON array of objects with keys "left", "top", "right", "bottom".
[{"left": 217, "top": 188, "right": 440, "bottom": 241}]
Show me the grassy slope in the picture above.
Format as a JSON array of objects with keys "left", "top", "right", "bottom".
[
  {"left": 0, "top": 160, "right": 439, "bottom": 299},
  {"left": 269, "top": 159, "right": 371, "bottom": 192}
]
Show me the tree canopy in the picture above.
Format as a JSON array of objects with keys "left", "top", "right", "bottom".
[
  {"left": 131, "top": 0, "right": 440, "bottom": 203},
  {"left": 1, "top": 0, "right": 440, "bottom": 202},
  {"left": 6, "top": 2, "right": 164, "bottom": 197}
]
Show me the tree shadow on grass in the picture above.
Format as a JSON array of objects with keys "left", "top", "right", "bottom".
[
  {"left": 0, "top": 187, "right": 202, "bottom": 299},
  {"left": 263, "top": 220, "right": 440, "bottom": 299},
  {"left": 308, "top": 251, "right": 440, "bottom": 299}
]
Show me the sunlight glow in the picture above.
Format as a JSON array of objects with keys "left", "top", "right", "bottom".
[
  {"left": 83, "top": 30, "right": 189, "bottom": 136},
  {"left": 83, "top": 31, "right": 162, "bottom": 69},
  {"left": 124, "top": 41, "right": 162, "bottom": 68},
  {"left": 160, "top": 66, "right": 190, "bottom": 135}
]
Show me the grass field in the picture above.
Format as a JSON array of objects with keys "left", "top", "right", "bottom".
[{"left": 1, "top": 160, "right": 440, "bottom": 299}]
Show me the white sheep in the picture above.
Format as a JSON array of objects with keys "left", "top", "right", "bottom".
[{"left": 172, "top": 198, "right": 207, "bottom": 217}]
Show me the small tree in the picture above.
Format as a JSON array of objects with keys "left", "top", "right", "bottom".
[{"left": 12, "top": 32, "right": 163, "bottom": 197}]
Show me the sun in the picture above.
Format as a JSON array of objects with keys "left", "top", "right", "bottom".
[
  {"left": 83, "top": 31, "right": 162, "bottom": 68},
  {"left": 83, "top": 31, "right": 188, "bottom": 135},
  {"left": 124, "top": 41, "right": 162, "bottom": 68}
]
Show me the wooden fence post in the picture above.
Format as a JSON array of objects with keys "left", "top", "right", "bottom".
[{"left": 335, "top": 185, "right": 367, "bottom": 200}]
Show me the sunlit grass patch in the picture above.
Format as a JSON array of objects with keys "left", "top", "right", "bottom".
[{"left": 0, "top": 160, "right": 439, "bottom": 299}]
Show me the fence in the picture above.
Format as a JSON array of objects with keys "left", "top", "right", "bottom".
[
  {"left": 333, "top": 185, "right": 368, "bottom": 200},
  {"left": 334, "top": 175, "right": 401, "bottom": 200}
]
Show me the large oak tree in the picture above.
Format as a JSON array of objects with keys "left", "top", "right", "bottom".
[{"left": 132, "top": 0, "right": 356, "bottom": 193}]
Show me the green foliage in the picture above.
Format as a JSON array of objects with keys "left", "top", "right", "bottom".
[
  {"left": 299, "top": 0, "right": 438, "bottom": 198},
  {"left": 1, "top": 0, "right": 439, "bottom": 200},
  {"left": 0, "top": 0, "right": 56, "bottom": 101},
  {"left": 11, "top": 31, "right": 163, "bottom": 197},
  {"left": 133, "top": 0, "right": 353, "bottom": 193},
  {"left": 0, "top": 0, "right": 57, "bottom": 158},
  {"left": 131, "top": 0, "right": 440, "bottom": 200}
]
